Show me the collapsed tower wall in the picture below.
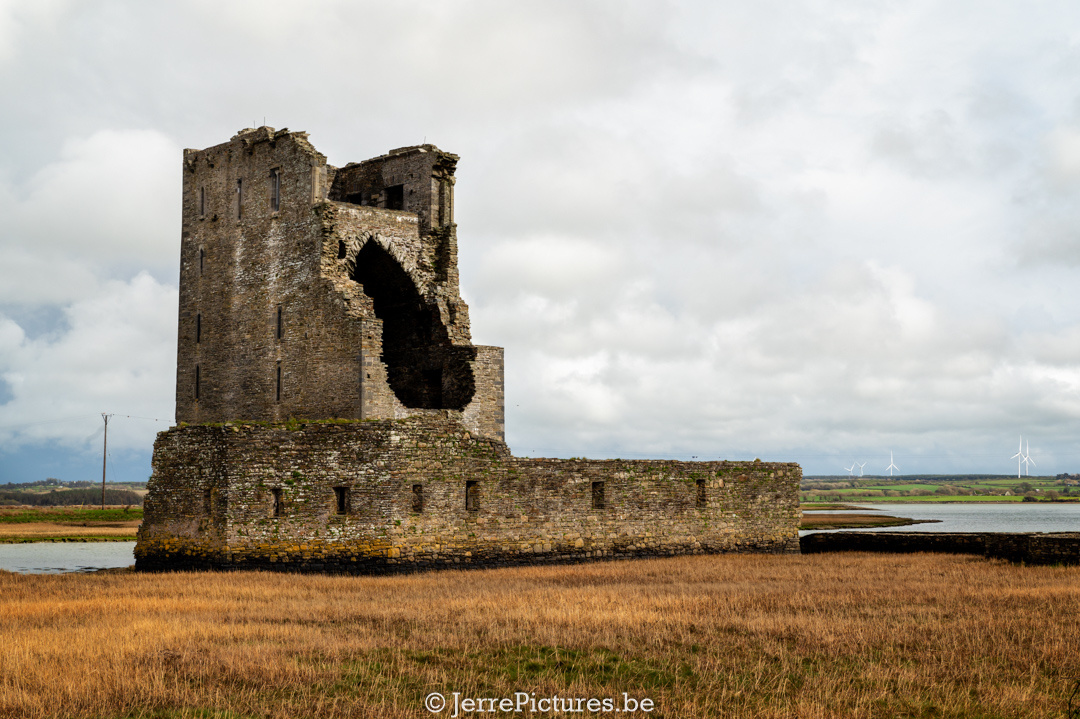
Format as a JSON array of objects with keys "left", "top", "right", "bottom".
[{"left": 175, "top": 127, "right": 501, "bottom": 440}]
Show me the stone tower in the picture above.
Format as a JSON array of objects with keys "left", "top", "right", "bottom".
[{"left": 176, "top": 126, "right": 504, "bottom": 440}]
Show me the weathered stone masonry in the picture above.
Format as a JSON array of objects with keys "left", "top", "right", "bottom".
[
  {"left": 139, "top": 417, "right": 799, "bottom": 571},
  {"left": 137, "top": 127, "right": 801, "bottom": 572}
]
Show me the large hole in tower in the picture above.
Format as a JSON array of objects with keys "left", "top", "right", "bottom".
[{"left": 352, "top": 240, "right": 475, "bottom": 410}]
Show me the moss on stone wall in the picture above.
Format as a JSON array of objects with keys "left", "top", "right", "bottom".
[{"left": 138, "top": 417, "right": 800, "bottom": 573}]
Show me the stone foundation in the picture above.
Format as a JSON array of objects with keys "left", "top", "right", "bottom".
[
  {"left": 136, "top": 417, "right": 801, "bottom": 573},
  {"left": 801, "top": 531, "right": 1080, "bottom": 565}
]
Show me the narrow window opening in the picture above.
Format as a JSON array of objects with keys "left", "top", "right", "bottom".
[
  {"left": 204, "top": 488, "right": 213, "bottom": 515},
  {"left": 196, "top": 313, "right": 201, "bottom": 343},
  {"left": 385, "top": 184, "right": 404, "bottom": 210},
  {"left": 194, "top": 365, "right": 200, "bottom": 400},
  {"left": 271, "top": 488, "right": 283, "bottom": 517},
  {"left": 236, "top": 178, "right": 243, "bottom": 219},
  {"left": 465, "top": 480, "right": 478, "bottom": 511},
  {"left": 422, "top": 369, "right": 442, "bottom": 407},
  {"left": 412, "top": 484, "right": 424, "bottom": 513},
  {"left": 696, "top": 479, "right": 707, "bottom": 508},
  {"left": 275, "top": 364, "right": 281, "bottom": 402},
  {"left": 270, "top": 169, "right": 280, "bottom": 212},
  {"left": 333, "top": 487, "right": 350, "bottom": 515},
  {"left": 199, "top": 248, "right": 205, "bottom": 275},
  {"left": 337, "top": 240, "right": 346, "bottom": 259},
  {"left": 199, "top": 187, "right": 205, "bottom": 217},
  {"left": 592, "top": 481, "right": 605, "bottom": 510},
  {"left": 276, "top": 306, "right": 283, "bottom": 340}
]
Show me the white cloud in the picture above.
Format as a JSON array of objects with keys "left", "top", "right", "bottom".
[
  {"left": 0, "top": 272, "right": 177, "bottom": 451},
  {"left": 0, "top": 0, "right": 69, "bottom": 63},
  {"left": 0, "top": 129, "right": 180, "bottom": 305},
  {"left": 3, "top": 1, "right": 1080, "bottom": 473}
]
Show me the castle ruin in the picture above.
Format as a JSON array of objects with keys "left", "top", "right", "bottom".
[{"left": 135, "top": 127, "right": 800, "bottom": 572}]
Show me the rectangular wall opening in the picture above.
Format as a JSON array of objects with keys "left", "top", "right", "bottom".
[
  {"left": 385, "top": 184, "right": 404, "bottom": 210},
  {"left": 276, "top": 364, "right": 281, "bottom": 402},
  {"left": 194, "top": 365, "right": 200, "bottom": 400},
  {"left": 465, "top": 480, "right": 478, "bottom": 511},
  {"left": 592, "top": 481, "right": 605, "bottom": 510},
  {"left": 276, "top": 306, "right": 283, "bottom": 340},
  {"left": 270, "top": 169, "right": 280, "bottom": 212},
  {"left": 236, "top": 178, "right": 243, "bottom": 219},
  {"left": 333, "top": 487, "right": 350, "bottom": 515},
  {"left": 271, "top": 488, "right": 283, "bottom": 517},
  {"left": 696, "top": 479, "right": 707, "bottom": 508},
  {"left": 422, "top": 369, "right": 442, "bottom": 407},
  {"left": 412, "top": 484, "right": 423, "bottom": 513},
  {"left": 196, "top": 313, "right": 201, "bottom": 343},
  {"left": 199, "top": 187, "right": 205, "bottom": 217}
]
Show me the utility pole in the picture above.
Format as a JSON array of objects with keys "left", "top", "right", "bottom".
[{"left": 101, "top": 413, "right": 110, "bottom": 510}]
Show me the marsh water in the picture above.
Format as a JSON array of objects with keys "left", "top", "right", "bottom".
[
  {"left": 0, "top": 541, "right": 136, "bottom": 574},
  {"left": 801, "top": 502, "right": 1080, "bottom": 535},
  {"left": 1, "top": 504, "right": 1078, "bottom": 573}
]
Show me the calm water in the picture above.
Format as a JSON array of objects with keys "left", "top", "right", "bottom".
[
  {"left": 0, "top": 541, "right": 136, "bottom": 574},
  {"left": 2, "top": 505, "right": 1078, "bottom": 572},
  {"left": 802, "top": 502, "right": 1080, "bottom": 535}
]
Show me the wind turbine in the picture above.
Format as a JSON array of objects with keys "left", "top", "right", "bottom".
[
  {"left": 845, "top": 462, "right": 856, "bottom": 476},
  {"left": 885, "top": 451, "right": 899, "bottom": 477},
  {"left": 1022, "top": 438, "right": 1036, "bottom": 477},
  {"left": 856, "top": 461, "right": 866, "bottom": 477},
  {"left": 1010, "top": 435, "right": 1024, "bottom": 478}
]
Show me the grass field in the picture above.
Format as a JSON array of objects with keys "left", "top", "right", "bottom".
[
  {"left": 0, "top": 522, "right": 140, "bottom": 542},
  {"left": 1, "top": 553, "right": 1078, "bottom": 718},
  {"left": 850, "top": 494, "right": 1024, "bottom": 503},
  {"left": 797, "top": 513, "right": 931, "bottom": 529},
  {"left": 0, "top": 507, "right": 143, "bottom": 523},
  {"left": 0, "top": 507, "right": 141, "bottom": 542},
  {"left": 801, "top": 475, "right": 1080, "bottom": 504}
]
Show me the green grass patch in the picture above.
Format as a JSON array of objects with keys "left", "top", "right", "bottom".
[
  {"left": 800, "top": 503, "right": 868, "bottom": 511},
  {"left": 0, "top": 507, "right": 143, "bottom": 524},
  {"left": 860, "top": 495, "right": 1024, "bottom": 503}
]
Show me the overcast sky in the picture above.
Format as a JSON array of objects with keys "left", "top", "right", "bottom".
[{"left": 2, "top": 0, "right": 1080, "bottom": 481}]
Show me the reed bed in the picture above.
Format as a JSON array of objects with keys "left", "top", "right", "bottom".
[{"left": 0, "top": 553, "right": 1077, "bottom": 718}]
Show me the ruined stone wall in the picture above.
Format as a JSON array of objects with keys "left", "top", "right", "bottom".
[
  {"left": 328, "top": 144, "right": 457, "bottom": 235},
  {"left": 137, "top": 418, "right": 800, "bottom": 572},
  {"left": 174, "top": 128, "right": 501, "bottom": 440},
  {"left": 177, "top": 128, "right": 327, "bottom": 424}
]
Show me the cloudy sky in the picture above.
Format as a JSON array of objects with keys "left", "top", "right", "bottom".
[{"left": 2, "top": 0, "right": 1080, "bottom": 481}]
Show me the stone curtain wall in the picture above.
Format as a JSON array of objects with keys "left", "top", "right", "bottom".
[{"left": 137, "top": 418, "right": 800, "bottom": 572}]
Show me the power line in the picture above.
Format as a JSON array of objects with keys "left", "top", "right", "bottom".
[{"left": 0, "top": 413, "right": 173, "bottom": 432}]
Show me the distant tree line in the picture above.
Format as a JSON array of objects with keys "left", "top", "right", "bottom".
[
  {"left": 0, "top": 488, "right": 144, "bottom": 506},
  {"left": 805, "top": 474, "right": 1050, "bottom": 483}
]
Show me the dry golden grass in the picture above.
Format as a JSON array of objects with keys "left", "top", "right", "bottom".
[
  {"left": 0, "top": 522, "right": 140, "bottom": 539},
  {"left": 1, "top": 553, "right": 1078, "bottom": 718}
]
